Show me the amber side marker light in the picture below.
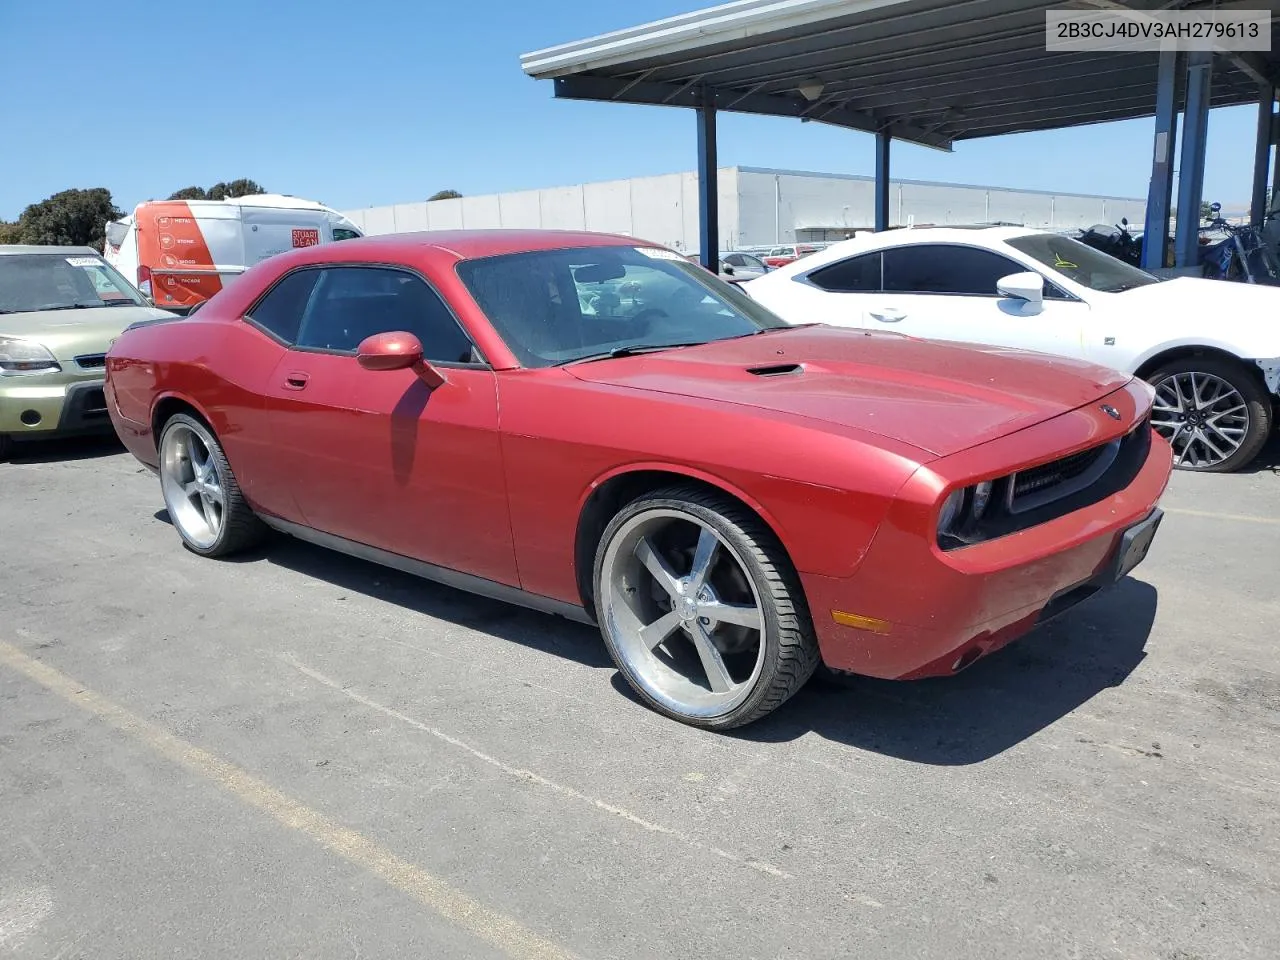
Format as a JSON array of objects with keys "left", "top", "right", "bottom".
[{"left": 831, "top": 611, "right": 892, "bottom": 634}]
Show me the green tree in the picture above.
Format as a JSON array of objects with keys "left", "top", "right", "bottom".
[
  {"left": 207, "top": 179, "right": 266, "bottom": 201},
  {"left": 14, "top": 188, "right": 122, "bottom": 251},
  {"left": 168, "top": 186, "right": 208, "bottom": 200},
  {"left": 428, "top": 189, "right": 462, "bottom": 201},
  {"left": 0, "top": 221, "right": 22, "bottom": 244}
]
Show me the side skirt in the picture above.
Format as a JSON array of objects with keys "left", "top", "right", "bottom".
[{"left": 260, "top": 516, "right": 596, "bottom": 626}]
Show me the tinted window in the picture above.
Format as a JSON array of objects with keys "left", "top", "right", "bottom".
[
  {"left": 246, "top": 269, "right": 321, "bottom": 343},
  {"left": 882, "top": 244, "right": 1027, "bottom": 296},
  {"left": 1005, "top": 233, "right": 1160, "bottom": 294},
  {"left": 294, "top": 266, "right": 476, "bottom": 363},
  {"left": 455, "top": 245, "right": 788, "bottom": 368},
  {"left": 332, "top": 228, "right": 362, "bottom": 242},
  {"left": 807, "top": 253, "right": 882, "bottom": 292}
]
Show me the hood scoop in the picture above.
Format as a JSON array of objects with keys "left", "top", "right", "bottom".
[{"left": 746, "top": 362, "right": 804, "bottom": 378}]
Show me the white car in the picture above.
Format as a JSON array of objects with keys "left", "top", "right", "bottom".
[{"left": 743, "top": 226, "right": 1280, "bottom": 472}]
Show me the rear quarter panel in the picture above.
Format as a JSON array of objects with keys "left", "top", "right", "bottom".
[
  {"left": 496, "top": 370, "right": 929, "bottom": 605},
  {"left": 106, "top": 315, "right": 283, "bottom": 493}
]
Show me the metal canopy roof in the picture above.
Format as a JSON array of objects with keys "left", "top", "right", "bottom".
[{"left": 520, "top": 0, "right": 1280, "bottom": 152}]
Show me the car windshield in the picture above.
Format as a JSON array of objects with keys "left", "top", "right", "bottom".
[
  {"left": 455, "top": 245, "right": 790, "bottom": 367},
  {"left": 0, "top": 253, "right": 148, "bottom": 314},
  {"left": 1005, "top": 233, "right": 1161, "bottom": 294}
]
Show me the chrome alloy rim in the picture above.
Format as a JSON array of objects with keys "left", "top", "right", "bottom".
[
  {"left": 600, "top": 510, "right": 766, "bottom": 719},
  {"left": 160, "top": 422, "right": 225, "bottom": 549},
  {"left": 1151, "top": 372, "right": 1249, "bottom": 469}
]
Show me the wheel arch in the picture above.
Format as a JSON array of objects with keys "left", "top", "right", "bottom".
[
  {"left": 572, "top": 464, "right": 792, "bottom": 614},
  {"left": 1133, "top": 344, "right": 1268, "bottom": 388},
  {"left": 150, "top": 393, "right": 217, "bottom": 449}
]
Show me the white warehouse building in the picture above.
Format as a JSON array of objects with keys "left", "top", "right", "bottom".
[{"left": 340, "top": 166, "right": 1146, "bottom": 253}]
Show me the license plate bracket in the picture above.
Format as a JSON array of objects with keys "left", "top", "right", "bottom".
[{"left": 1109, "top": 508, "right": 1163, "bottom": 582}]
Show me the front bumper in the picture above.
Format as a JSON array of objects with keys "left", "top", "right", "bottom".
[
  {"left": 806, "top": 421, "right": 1173, "bottom": 680},
  {"left": 0, "top": 378, "right": 111, "bottom": 437}
]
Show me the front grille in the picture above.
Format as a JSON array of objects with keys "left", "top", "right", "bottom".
[
  {"left": 1010, "top": 443, "right": 1114, "bottom": 510},
  {"left": 75, "top": 353, "right": 107, "bottom": 369},
  {"left": 939, "top": 419, "right": 1153, "bottom": 550}
]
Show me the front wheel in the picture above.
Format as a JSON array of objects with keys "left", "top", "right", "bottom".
[
  {"left": 1148, "top": 357, "right": 1272, "bottom": 472},
  {"left": 593, "top": 485, "right": 820, "bottom": 730},
  {"left": 158, "top": 413, "right": 266, "bottom": 556}
]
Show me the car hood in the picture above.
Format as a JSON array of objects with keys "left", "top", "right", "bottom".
[
  {"left": 564, "top": 326, "right": 1132, "bottom": 457},
  {"left": 0, "top": 305, "right": 175, "bottom": 360},
  {"left": 1114, "top": 277, "right": 1280, "bottom": 349}
]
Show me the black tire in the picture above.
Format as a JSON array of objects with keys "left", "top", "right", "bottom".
[
  {"left": 1147, "top": 356, "right": 1272, "bottom": 473},
  {"left": 592, "top": 484, "right": 820, "bottom": 730},
  {"left": 0, "top": 434, "right": 12, "bottom": 462},
  {"left": 158, "top": 413, "right": 267, "bottom": 557}
]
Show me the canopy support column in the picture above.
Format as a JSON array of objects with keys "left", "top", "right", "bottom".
[
  {"left": 1174, "top": 51, "right": 1212, "bottom": 268},
  {"left": 1142, "top": 47, "right": 1179, "bottom": 271},
  {"left": 696, "top": 89, "right": 719, "bottom": 272},
  {"left": 875, "top": 131, "right": 891, "bottom": 231},
  {"left": 1251, "top": 84, "right": 1275, "bottom": 227}
]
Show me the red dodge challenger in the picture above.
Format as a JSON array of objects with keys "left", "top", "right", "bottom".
[{"left": 105, "top": 230, "right": 1172, "bottom": 730}]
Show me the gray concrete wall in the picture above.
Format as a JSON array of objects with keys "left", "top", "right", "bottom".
[
  {"left": 735, "top": 169, "right": 1147, "bottom": 244},
  {"left": 341, "top": 169, "right": 740, "bottom": 252},
  {"left": 341, "top": 167, "right": 1145, "bottom": 249}
]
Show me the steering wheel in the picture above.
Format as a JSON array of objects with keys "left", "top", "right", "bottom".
[{"left": 628, "top": 308, "right": 669, "bottom": 336}]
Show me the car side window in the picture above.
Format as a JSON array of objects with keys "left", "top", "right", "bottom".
[
  {"left": 332, "top": 228, "right": 362, "bottom": 242},
  {"left": 245, "top": 269, "right": 322, "bottom": 344},
  {"left": 882, "top": 244, "right": 1027, "bottom": 297},
  {"left": 806, "top": 252, "right": 883, "bottom": 292},
  {"left": 293, "top": 266, "right": 477, "bottom": 363},
  {"left": 724, "top": 254, "right": 743, "bottom": 267}
]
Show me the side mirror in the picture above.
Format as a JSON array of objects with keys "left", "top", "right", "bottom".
[
  {"left": 1120, "top": 217, "right": 1129, "bottom": 227},
  {"left": 996, "top": 271, "right": 1044, "bottom": 304},
  {"left": 722, "top": 264, "right": 736, "bottom": 276},
  {"left": 356, "top": 331, "right": 446, "bottom": 388}
]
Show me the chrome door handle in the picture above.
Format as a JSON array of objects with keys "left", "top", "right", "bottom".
[{"left": 870, "top": 308, "right": 906, "bottom": 323}]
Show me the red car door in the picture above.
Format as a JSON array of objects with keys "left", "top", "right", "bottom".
[{"left": 258, "top": 264, "right": 519, "bottom": 585}]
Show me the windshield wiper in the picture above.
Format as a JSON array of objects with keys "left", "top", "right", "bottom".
[
  {"left": 27, "top": 303, "right": 100, "bottom": 312},
  {"left": 560, "top": 341, "right": 706, "bottom": 365}
]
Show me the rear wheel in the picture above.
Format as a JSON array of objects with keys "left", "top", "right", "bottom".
[
  {"left": 158, "top": 413, "right": 266, "bottom": 556},
  {"left": 1148, "top": 357, "right": 1272, "bottom": 472},
  {"left": 593, "top": 485, "right": 819, "bottom": 730}
]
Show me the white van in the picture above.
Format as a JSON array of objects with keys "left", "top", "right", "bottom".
[{"left": 103, "top": 194, "right": 363, "bottom": 313}]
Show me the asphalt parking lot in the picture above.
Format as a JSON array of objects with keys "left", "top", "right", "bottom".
[{"left": 2, "top": 435, "right": 1277, "bottom": 960}]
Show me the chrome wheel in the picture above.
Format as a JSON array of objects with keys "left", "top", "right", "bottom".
[
  {"left": 160, "top": 421, "right": 226, "bottom": 549},
  {"left": 599, "top": 509, "right": 767, "bottom": 720},
  {"left": 1151, "top": 371, "right": 1250, "bottom": 469}
]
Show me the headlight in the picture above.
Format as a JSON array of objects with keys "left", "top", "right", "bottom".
[
  {"left": 971, "top": 480, "right": 994, "bottom": 519},
  {"left": 937, "top": 480, "right": 997, "bottom": 541},
  {"left": 937, "top": 489, "right": 966, "bottom": 536},
  {"left": 0, "top": 336, "right": 61, "bottom": 375}
]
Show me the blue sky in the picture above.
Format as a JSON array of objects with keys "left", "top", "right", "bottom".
[{"left": 0, "top": 0, "right": 1263, "bottom": 220}]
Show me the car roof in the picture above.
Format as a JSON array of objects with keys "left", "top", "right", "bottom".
[
  {"left": 320, "top": 229, "right": 646, "bottom": 261},
  {"left": 759, "top": 225, "right": 1043, "bottom": 275},
  {"left": 0, "top": 244, "right": 101, "bottom": 256}
]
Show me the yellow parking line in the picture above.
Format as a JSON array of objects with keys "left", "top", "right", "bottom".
[
  {"left": 0, "top": 641, "right": 578, "bottom": 960},
  {"left": 1164, "top": 507, "right": 1280, "bottom": 526}
]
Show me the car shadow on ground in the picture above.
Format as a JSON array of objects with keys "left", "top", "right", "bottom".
[
  {"left": 728, "top": 576, "right": 1158, "bottom": 765},
  {"left": 154, "top": 518, "right": 615, "bottom": 669},
  {"left": 1239, "top": 432, "right": 1280, "bottom": 474},
  {"left": 6, "top": 433, "right": 124, "bottom": 464},
  {"left": 157, "top": 513, "right": 1158, "bottom": 763}
]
